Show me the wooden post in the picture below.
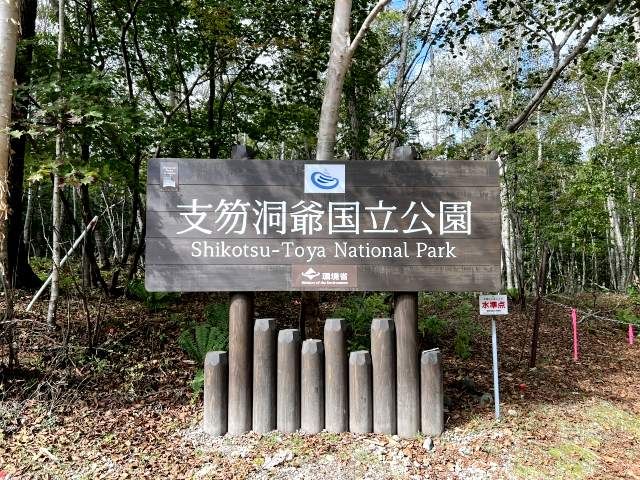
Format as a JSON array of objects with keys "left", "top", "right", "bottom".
[
  {"left": 228, "top": 292, "right": 254, "bottom": 435},
  {"left": 204, "top": 351, "right": 228, "bottom": 436},
  {"left": 349, "top": 351, "right": 373, "bottom": 433},
  {"left": 421, "top": 348, "right": 444, "bottom": 436},
  {"left": 277, "top": 328, "right": 301, "bottom": 433},
  {"left": 371, "top": 318, "right": 396, "bottom": 434},
  {"left": 301, "top": 339, "right": 324, "bottom": 434},
  {"left": 253, "top": 318, "right": 277, "bottom": 433},
  {"left": 324, "top": 318, "right": 348, "bottom": 432},
  {"left": 394, "top": 292, "right": 420, "bottom": 438}
]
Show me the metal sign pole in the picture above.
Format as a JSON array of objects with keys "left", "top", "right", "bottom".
[{"left": 491, "top": 316, "right": 500, "bottom": 420}]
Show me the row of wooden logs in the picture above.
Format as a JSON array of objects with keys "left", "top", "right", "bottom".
[{"left": 203, "top": 317, "right": 444, "bottom": 437}]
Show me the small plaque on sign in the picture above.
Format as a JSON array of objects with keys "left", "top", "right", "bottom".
[
  {"left": 291, "top": 265, "right": 357, "bottom": 289},
  {"left": 161, "top": 162, "right": 179, "bottom": 191},
  {"left": 479, "top": 294, "right": 508, "bottom": 315}
]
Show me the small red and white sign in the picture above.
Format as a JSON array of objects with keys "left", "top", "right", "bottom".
[{"left": 479, "top": 294, "right": 508, "bottom": 315}]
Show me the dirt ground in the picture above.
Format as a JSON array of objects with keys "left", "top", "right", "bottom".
[{"left": 1, "top": 291, "right": 639, "bottom": 479}]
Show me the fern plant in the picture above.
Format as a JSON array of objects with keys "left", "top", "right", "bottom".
[
  {"left": 178, "top": 302, "right": 229, "bottom": 393},
  {"left": 178, "top": 323, "right": 228, "bottom": 365}
]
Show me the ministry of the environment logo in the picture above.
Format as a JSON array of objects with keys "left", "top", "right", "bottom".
[{"left": 304, "top": 164, "right": 345, "bottom": 193}]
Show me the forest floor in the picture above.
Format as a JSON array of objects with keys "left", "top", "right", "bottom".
[{"left": 1, "top": 290, "right": 639, "bottom": 479}]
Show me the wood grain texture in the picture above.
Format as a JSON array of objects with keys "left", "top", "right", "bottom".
[
  {"left": 145, "top": 265, "right": 501, "bottom": 292},
  {"left": 148, "top": 158, "right": 499, "bottom": 187}
]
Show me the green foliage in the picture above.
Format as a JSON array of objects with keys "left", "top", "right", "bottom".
[
  {"left": 178, "top": 302, "right": 230, "bottom": 393},
  {"left": 615, "top": 309, "right": 640, "bottom": 326},
  {"left": 451, "top": 301, "right": 480, "bottom": 360},
  {"left": 127, "top": 279, "right": 179, "bottom": 311},
  {"left": 418, "top": 314, "right": 447, "bottom": 343},
  {"left": 333, "top": 293, "right": 390, "bottom": 351},
  {"left": 419, "top": 294, "right": 481, "bottom": 359},
  {"left": 506, "top": 287, "right": 521, "bottom": 302}
]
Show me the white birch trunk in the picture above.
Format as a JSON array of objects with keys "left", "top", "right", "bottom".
[
  {"left": 47, "top": 0, "right": 65, "bottom": 326},
  {"left": 498, "top": 157, "right": 514, "bottom": 291},
  {"left": 0, "top": 0, "right": 19, "bottom": 279},
  {"left": 23, "top": 186, "right": 34, "bottom": 257},
  {"left": 316, "top": 0, "right": 352, "bottom": 161},
  {"left": 316, "top": 0, "right": 390, "bottom": 161}
]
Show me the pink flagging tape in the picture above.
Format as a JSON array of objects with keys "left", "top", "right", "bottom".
[
  {"left": 629, "top": 324, "right": 635, "bottom": 345},
  {"left": 572, "top": 308, "right": 579, "bottom": 362}
]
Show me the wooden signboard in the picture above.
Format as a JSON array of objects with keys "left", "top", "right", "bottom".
[{"left": 145, "top": 159, "right": 500, "bottom": 292}]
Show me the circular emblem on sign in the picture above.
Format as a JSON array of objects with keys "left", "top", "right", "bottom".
[{"left": 310, "top": 171, "right": 339, "bottom": 190}]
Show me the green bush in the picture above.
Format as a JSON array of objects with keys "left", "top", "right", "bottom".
[
  {"left": 616, "top": 308, "right": 640, "bottom": 326},
  {"left": 418, "top": 295, "right": 481, "bottom": 360},
  {"left": 127, "top": 279, "right": 179, "bottom": 311},
  {"left": 333, "top": 293, "right": 390, "bottom": 351},
  {"left": 451, "top": 301, "right": 480, "bottom": 360},
  {"left": 419, "top": 314, "right": 447, "bottom": 343},
  {"left": 178, "top": 301, "right": 229, "bottom": 393}
]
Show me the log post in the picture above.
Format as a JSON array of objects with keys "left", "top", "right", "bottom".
[
  {"left": 349, "top": 350, "right": 373, "bottom": 433},
  {"left": 301, "top": 339, "right": 324, "bottom": 434},
  {"left": 228, "top": 292, "right": 254, "bottom": 435},
  {"left": 253, "top": 318, "right": 277, "bottom": 433},
  {"left": 324, "top": 318, "right": 348, "bottom": 432},
  {"left": 204, "top": 351, "right": 228, "bottom": 436},
  {"left": 277, "top": 328, "right": 301, "bottom": 433},
  {"left": 394, "top": 292, "right": 420, "bottom": 438},
  {"left": 421, "top": 348, "right": 444, "bottom": 436},
  {"left": 371, "top": 318, "right": 396, "bottom": 434}
]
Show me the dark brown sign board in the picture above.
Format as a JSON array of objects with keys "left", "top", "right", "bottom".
[{"left": 145, "top": 158, "right": 500, "bottom": 292}]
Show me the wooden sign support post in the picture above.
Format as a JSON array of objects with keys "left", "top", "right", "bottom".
[
  {"left": 394, "top": 292, "right": 420, "bottom": 438},
  {"left": 371, "top": 318, "right": 396, "bottom": 435},
  {"left": 253, "top": 318, "right": 277, "bottom": 433},
  {"left": 228, "top": 292, "right": 254, "bottom": 434}
]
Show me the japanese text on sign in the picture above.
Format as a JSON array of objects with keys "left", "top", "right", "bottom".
[
  {"left": 479, "top": 295, "right": 508, "bottom": 315},
  {"left": 176, "top": 199, "right": 472, "bottom": 236}
]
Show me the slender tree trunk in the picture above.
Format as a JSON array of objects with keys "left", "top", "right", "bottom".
[
  {"left": 0, "top": 0, "right": 20, "bottom": 280},
  {"left": 316, "top": 0, "right": 353, "bottom": 161},
  {"left": 109, "top": 148, "right": 141, "bottom": 294},
  {"left": 387, "top": 0, "right": 416, "bottom": 159},
  {"left": 498, "top": 157, "right": 515, "bottom": 291},
  {"left": 47, "top": 0, "right": 65, "bottom": 327},
  {"left": 529, "top": 245, "right": 549, "bottom": 368},
  {"left": 346, "top": 82, "right": 362, "bottom": 160},
  {"left": 207, "top": 45, "right": 216, "bottom": 158},
  {"left": 23, "top": 185, "right": 33, "bottom": 258}
]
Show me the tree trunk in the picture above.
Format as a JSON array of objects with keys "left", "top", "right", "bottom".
[
  {"left": 0, "top": 0, "right": 20, "bottom": 281},
  {"left": 6, "top": 0, "right": 40, "bottom": 289},
  {"left": 23, "top": 185, "right": 33, "bottom": 256},
  {"left": 47, "top": 0, "right": 65, "bottom": 327},
  {"left": 529, "top": 245, "right": 549, "bottom": 368},
  {"left": 346, "top": 82, "right": 362, "bottom": 161},
  {"left": 387, "top": 0, "right": 416, "bottom": 159},
  {"left": 316, "top": 0, "right": 353, "bottom": 161}
]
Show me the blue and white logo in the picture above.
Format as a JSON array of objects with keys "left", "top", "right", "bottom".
[{"left": 304, "top": 164, "right": 345, "bottom": 193}]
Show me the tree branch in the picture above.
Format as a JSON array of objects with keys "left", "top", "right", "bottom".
[
  {"left": 131, "top": 14, "right": 167, "bottom": 117},
  {"left": 506, "top": 0, "right": 618, "bottom": 134},
  {"left": 348, "top": 0, "right": 392, "bottom": 56}
]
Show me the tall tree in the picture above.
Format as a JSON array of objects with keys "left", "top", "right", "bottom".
[
  {"left": 6, "top": 0, "right": 41, "bottom": 289},
  {"left": 47, "top": 0, "right": 65, "bottom": 326},
  {"left": 0, "top": 0, "right": 20, "bottom": 281}
]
